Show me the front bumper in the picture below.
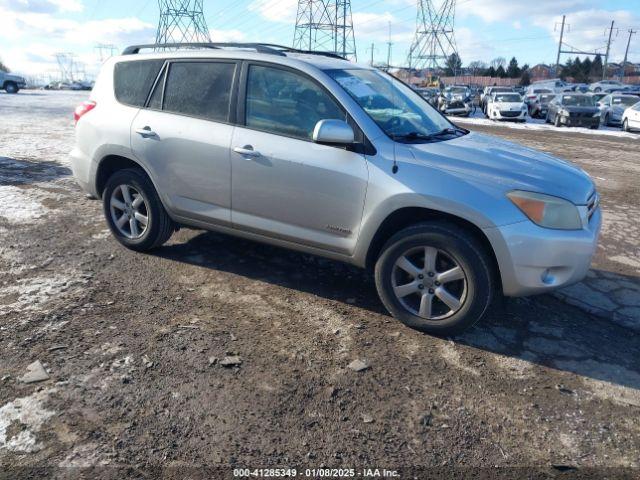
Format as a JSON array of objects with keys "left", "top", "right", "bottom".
[
  {"left": 491, "top": 109, "right": 527, "bottom": 121},
  {"left": 484, "top": 208, "right": 602, "bottom": 297},
  {"left": 559, "top": 115, "right": 600, "bottom": 128}
]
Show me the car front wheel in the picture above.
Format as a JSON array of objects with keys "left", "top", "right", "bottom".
[
  {"left": 623, "top": 119, "right": 630, "bottom": 132},
  {"left": 103, "top": 168, "right": 174, "bottom": 251},
  {"left": 5, "top": 82, "right": 18, "bottom": 94},
  {"left": 375, "top": 222, "right": 494, "bottom": 336},
  {"left": 554, "top": 115, "right": 562, "bottom": 127}
]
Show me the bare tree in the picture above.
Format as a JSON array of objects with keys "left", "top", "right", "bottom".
[
  {"left": 490, "top": 57, "right": 506, "bottom": 70},
  {"left": 467, "top": 60, "right": 487, "bottom": 76}
]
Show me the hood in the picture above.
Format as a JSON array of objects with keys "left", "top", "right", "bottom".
[
  {"left": 493, "top": 101, "right": 524, "bottom": 108},
  {"left": 407, "top": 132, "right": 595, "bottom": 205}
]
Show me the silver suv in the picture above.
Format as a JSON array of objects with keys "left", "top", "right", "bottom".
[{"left": 71, "top": 43, "right": 601, "bottom": 335}]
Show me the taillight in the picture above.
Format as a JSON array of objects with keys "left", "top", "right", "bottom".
[{"left": 74, "top": 101, "right": 96, "bottom": 125}]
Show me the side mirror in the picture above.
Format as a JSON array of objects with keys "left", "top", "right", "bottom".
[{"left": 312, "top": 119, "right": 355, "bottom": 145}]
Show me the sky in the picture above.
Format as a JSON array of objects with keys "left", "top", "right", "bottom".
[{"left": 1, "top": 0, "right": 639, "bottom": 79}]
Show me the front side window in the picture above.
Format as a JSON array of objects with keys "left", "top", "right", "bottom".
[
  {"left": 245, "top": 65, "right": 344, "bottom": 140},
  {"left": 163, "top": 61, "right": 236, "bottom": 122},
  {"left": 613, "top": 96, "right": 639, "bottom": 107},
  {"left": 328, "top": 68, "right": 452, "bottom": 141}
]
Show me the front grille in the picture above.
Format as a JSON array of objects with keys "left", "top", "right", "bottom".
[
  {"left": 500, "top": 110, "right": 521, "bottom": 118},
  {"left": 569, "top": 112, "right": 593, "bottom": 118},
  {"left": 448, "top": 101, "right": 465, "bottom": 108},
  {"left": 587, "top": 192, "right": 599, "bottom": 221}
]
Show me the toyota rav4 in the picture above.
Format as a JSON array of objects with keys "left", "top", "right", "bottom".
[{"left": 70, "top": 43, "right": 602, "bottom": 335}]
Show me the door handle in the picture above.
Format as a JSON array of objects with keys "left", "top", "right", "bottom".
[
  {"left": 135, "top": 127, "right": 157, "bottom": 138},
  {"left": 233, "top": 145, "right": 261, "bottom": 158}
]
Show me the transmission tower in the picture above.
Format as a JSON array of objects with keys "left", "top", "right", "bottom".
[
  {"left": 408, "top": 0, "right": 458, "bottom": 73},
  {"left": 156, "top": 0, "right": 211, "bottom": 45},
  {"left": 54, "top": 53, "right": 76, "bottom": 82},
  {"left": 293, "top": 0, "right": 357, "bottom": 60}
]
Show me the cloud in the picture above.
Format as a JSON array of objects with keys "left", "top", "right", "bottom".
[
  {"left": 248, "top": 0, "right": 297, "bottom": 24},
  {"left": 209, "top": 29, "right": 247, "bottom": 43},
  {"left": 0, "top": 0, "right": 82, "bottom": 14},
  {"left": 352, "top": 12, "right": 414, "bottom": 43}
]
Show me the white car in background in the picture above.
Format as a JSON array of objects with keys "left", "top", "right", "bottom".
[
  {"left": 487, "top": 92, "right": 527, "bottom": 122},
  {"left": 622, "top": 101, "right": 640, "bottom": 132}
]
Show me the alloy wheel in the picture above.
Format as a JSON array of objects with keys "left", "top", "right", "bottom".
[
  {"left": 391, "top": 246, "right": 467, "bottom": 320},
  {"left": 109, "top": 184, "right": 149, "bottom": 239}
]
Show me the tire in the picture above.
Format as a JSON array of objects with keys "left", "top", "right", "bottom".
[
  {"left": 603, "top": 114, "right": 610, "bottom": 127},
  {"left": 4, "top": 82, "right": 18, "bottom": 94},
  {"left": 623, "top": 119, "right": 630, "bottom": 132},
  {"left": 374, "top": 222, "right": 494, "bottom": 336},
  {"left": 554, "top": 115, "right": 562, "bottom": 128},
  {"left": 594, "top": 87, "right": 601, "bottom": 93},
  {"left": 102, "top": 168, "right": 174, "bottom": 252}
]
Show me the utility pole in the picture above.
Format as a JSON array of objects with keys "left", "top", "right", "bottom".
[
  {"left": 620, "top": 29, "right": 637, "bottom": 81},
  {"left": 386, "top": 21, "right": 393, "bottom": 70},
  {"left": 603, "top": 20, "right": 615, "bottom": 80},
  {"left": 407, "top": 0, "right": 458, "bottom": 74},
  {"left": 555, "top": 15, "right": 566, "bottom": 77},
  {"left": 156, "top": 0, "right": 211, "bottom": 45},
  {"left": 366, "top": 43, "right": 377, "bottom": 66},
  {"left": 293, "top": 0, "right": 357, "bottom": 60}
]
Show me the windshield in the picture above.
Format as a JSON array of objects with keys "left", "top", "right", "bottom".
[
  {"left": 613, "top": 96, "right": 639, "bottom": 107},
  {"left": 495, "top": 94, "right": 521, "bottom": 102},
  {"left": 447, "top": 87, "right": 467, "bottom": 94},
  {"left": 539, "top": 94, "right": 555, "bottom": 102},
  {"left": 562, "top": 95, "right": 595, "bottom": 106},
  {"left": 533, "top": 89, "right": 552, "bottom": 94},
  {"left": 328, "top": 68, "right": 452, "bottom": 139}
]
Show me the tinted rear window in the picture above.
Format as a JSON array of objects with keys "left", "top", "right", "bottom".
[
  {"left": 163, "top": 62, "right": 236, "bottom": 122},
  {"left": 114, "top": 60, "right": 164, "bottom": 107}
]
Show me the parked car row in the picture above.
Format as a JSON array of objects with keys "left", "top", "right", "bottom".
[{"left": 417, "top": 82, "right": 640, "bottom": 133}]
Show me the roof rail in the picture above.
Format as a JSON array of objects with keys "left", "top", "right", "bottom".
[
  {"left": 122, "top": 43, "right": 288, "bottom": 56},
  {"left": 122, "top": 42, "right": 348, "bottom": 60}
]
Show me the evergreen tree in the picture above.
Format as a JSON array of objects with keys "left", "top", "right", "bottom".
[
  {"left": 519, "top": 70, "right": 531, "bottom": 86},
  {"left": 507, "top": 57, "right": 521, "bottom": 78},
  {"left": 591, "top": 55, "right": 603, "bottom": 79},
  {"left": 0, "top": 58, "right": 9, "bottom": 72},
  {"left": 496, "top": 65, "right": 507, "bottom": 78},
  {"left": 486, "top": 66, "right": 497, "bottom": 77},
  {"left": 444, "top": 53, "right": 462, "bottom": 76}
]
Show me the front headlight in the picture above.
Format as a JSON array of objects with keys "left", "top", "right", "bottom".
[
  {"left": 592, "top": 112, "right": 601, "bottom": 117},
  {"left": 507, "top": 191, "right": 582, "bottom": 230}
]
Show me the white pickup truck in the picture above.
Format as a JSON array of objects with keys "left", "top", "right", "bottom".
[{"left": 0, "top": 70, "right": 27, "bottom": 93}]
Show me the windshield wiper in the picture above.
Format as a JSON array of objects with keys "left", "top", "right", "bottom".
[{"left": 391, "top": 127, "right": 465, "bottom": 142}]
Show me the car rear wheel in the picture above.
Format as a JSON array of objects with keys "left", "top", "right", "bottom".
[
  {"left": 103, "top": 168, "right": 174, "bottom": 252},
  {"left": 603, "top": 114, "right": 610, "bottom": 126},
  {"left": 554, "top": 114, "right": 562, "bottom": 127},
  {"left": 374, "top": 222, "right": 494, "bottom": 336}
]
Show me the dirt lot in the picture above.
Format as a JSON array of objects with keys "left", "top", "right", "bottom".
[{"left": 1, "top": 91, "right": 639, "bottom": 479}]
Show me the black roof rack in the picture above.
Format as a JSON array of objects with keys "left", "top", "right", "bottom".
[{"left": 122, "top": 42, "right": 347, "bottom": 60}]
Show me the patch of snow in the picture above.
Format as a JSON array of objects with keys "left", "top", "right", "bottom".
[
  {"left": 0, "top": 272, "right": 85, "bottom": 317},
  {"left": 0, "top": 184, "right": 67, "bottom": 224},
  {"left": 449, "top": 113, "right": 640, "bottom": 139},
  {"left": 0, "top": 388, "right": 57, "bottom": 453}
]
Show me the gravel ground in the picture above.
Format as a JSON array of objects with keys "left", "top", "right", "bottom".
[{"left": 0, "top": 91, "right": 639, "bottom": 479}]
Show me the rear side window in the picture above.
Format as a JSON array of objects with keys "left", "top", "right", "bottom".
[
  {"left": 163, "top": 62, "right": 236, "bottom": 122},
  {"left": 114, "top": 60, "right": 164, "bottom": 107}
]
